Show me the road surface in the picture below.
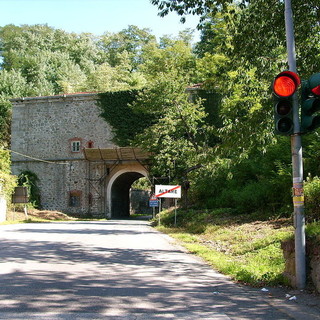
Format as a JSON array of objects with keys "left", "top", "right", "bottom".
[{"left": 0, "top": 219, "right": 317, "bottom": 319}]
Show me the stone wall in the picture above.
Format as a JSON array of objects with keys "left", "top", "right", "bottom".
[
  {"left": 11, "top": 93, "right": 114, "bottom": 161},
  {"left": 10, "top": 93, "right": 115, "bottom": 215},
  {"left": 308, "top": 239, "right": 320, "bottom": 293},
  {"left": 281, "top": 238, "right": 320, "bottom": 292}
]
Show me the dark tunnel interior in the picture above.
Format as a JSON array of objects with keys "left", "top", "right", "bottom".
[{"left": 111, "top": 172, "right": 144, "bottom": 218}]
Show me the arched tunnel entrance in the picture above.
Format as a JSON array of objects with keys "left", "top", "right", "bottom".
[
  {"left": 111, "top": 171, "right": 145, "bottom": 218},
  {"left": 84, "top": 147, "right": 151, "bottom": 218}
]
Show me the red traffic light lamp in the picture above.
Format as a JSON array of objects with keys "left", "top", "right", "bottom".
[
  {"left": 272, "top": 71, "right": 300, "bottom": 135},
  {"left": 273, "top": 71, "right": 300, "bottom": 97}
]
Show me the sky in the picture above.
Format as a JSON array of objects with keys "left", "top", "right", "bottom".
[{"left": 0, "top": 0, "right": 201, "bottom": 42}]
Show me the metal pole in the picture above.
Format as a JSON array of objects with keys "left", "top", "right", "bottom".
[
  {"left": 285, "top": 0, "right": 306, "bottom": 289},
  {"left": 174, "top": 199, "right": 177, "bottom": 227},
  {"left": 159, "top": 198, "right": 161, "bottom": 226}
]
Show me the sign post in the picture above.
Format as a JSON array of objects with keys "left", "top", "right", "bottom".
[
  {"left": 155, "top": 185, "right": 181, "bottom": 226},
  {"left": 149, "top": 195, "right": 159, "bottom": 219},
  {"left": 12, "top": 186, "right": 29, "bottom": 219},
  {"left": 284, "top": 0, "right": 306, "bottom": 289}
]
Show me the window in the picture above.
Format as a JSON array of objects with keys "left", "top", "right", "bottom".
[
  {"left": 69, "top": 190, "right": 81, "bottom": 207},
  {"left": 71, "top": 141, "right": 81, "bottom": 153},
  {"left": 69, "top": 137, "right": 83, "bottom": 154}
]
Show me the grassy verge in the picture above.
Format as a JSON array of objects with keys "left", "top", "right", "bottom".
[{"left": 156, "top": 209, "right": 295, "bottom": 287}]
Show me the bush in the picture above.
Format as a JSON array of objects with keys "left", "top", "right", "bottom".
[
  {"left": 306, "top": 221, "right": 320, "bottom": 237},
  {"left": 0, "top": 149, "right": 17, "bottom": 202},
  {"left": 18, "top": 171, "right": 41, "bottom": 208},
  {"left": 304, "top": 176, "right": 320, "bottom": 221},
  {"left": 0, "top": 172, "right": 17, "bottom": 203},
  {"left": 213, "top": 180, "right": 287, "bottom": 215}
]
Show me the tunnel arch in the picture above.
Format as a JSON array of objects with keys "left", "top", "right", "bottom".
[{"left": 106, "top": 168, "right": 148, "bottom": 218}]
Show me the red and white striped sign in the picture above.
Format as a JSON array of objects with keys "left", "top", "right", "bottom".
[{"left": 155, "top": 185, "right": 181, "bottom": 198}]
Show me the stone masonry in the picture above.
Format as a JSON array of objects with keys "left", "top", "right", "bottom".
[{"left": 11, "top": 93, "right": 116, "bottom": 216}]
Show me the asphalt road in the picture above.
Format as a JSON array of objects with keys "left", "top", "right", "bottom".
[{"left": 0, "top": 219, "right": 315, "bottom": 319}]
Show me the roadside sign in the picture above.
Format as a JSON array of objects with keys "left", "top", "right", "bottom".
[
  {"left": 149, "top": 194, "right": 159, "bottom": 207},
  {"left": 149, "top": 200, "right": 159, "bottom": 207},
  {"left": 155, "top": 185, "right": 181, "bottom": 198},
  {"left": 12, "top": 187, "right": 29, "bottom": 204}
]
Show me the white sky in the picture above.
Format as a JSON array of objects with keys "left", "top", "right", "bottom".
[{"left": 0, "top": 0, "right": 201, "bottom": 41}]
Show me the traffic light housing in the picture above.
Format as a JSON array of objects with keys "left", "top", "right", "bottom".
[
  {"left": 272, "top": 71, "right": 300, "bottom": 135},
  {"left": 300, "top": 73, "right": 320, "bottom": 133}
]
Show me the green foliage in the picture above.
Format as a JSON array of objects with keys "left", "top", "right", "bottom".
[
  {"left": 18, "top": 171, "right": 41, "bottom": 208},
  {"left": 97, "top": 90, "right": 153, "bottom": 146},
  {"left": 139, "top": 36, "right": 198, "bottom": 82},
  {"left": 189, "top": 137, "right": 292, "bottom": 216},
  {"left": 306, "top": 221, "right": 320, "bottom": 238},
  {"left": 151, "top": 0, "right": 229, "bottom": 22},
  {"left": 99, "top": 25, "right": 157, "bottom": 69},
  {"left": 134, "top": 81, "right": 213, "bottom": 180},
  {"left": 0, "top": 149, "right": 17, "bottom": 202},
  {"left": 0, "top": 172, "right": 16, "bottom": 203},
  {"left": 304, "top": 176, "right": 320, "bottom": 221},
  {"left": 131, "top": 177, "right": 152, "bottom": 191},
  {"left": 157, "top": 209, "right": 292, "bottom": 286},
  {"left": 85, "top": 56, "right": 146, "bottom": 93}
]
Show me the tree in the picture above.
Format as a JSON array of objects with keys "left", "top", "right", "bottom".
[
  {"left": 152, "top": 0, "right": 320, "bottom": 77},
  {"left": 130, "top": 37, "right": 213, "bottom": 181},
  {"left": 134, "top": 74, "right": 211, "bottom": 181},
  {"left": 139, "top": 34, "right": 198, "bottom": 83},
  {"left": 0, "top": 24, "right": 100, "bottom": 95},
  {"left": 151, "top": 0, "right": 233, "bottom": 23},
  {"left": 86, "top": 52, "right": 146, "bottom": 92},
  {"left": 150, "top": 1, "right": 312, "bottom": 214},
  {"left": 0, "top": 69, "right": 32, "bottom": 144},
  {"left": 99, "top": 25, "right": 157, "bottom": 70}
]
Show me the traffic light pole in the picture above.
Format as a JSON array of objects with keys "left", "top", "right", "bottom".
[{"left": 285, "top": 0, "right": 306, "bottom": 289}]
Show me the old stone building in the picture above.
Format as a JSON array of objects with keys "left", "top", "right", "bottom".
[{"left": 10, "top": 93, "right": 150, "bottom": 218}]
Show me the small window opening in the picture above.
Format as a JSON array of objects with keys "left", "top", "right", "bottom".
[
  {"left": 71, "top": 141, "right": 81, "bottom": 153},
  {"left": 69, "top": 190, "right": 81, "bottom": 207},
  {"left": 88, "top": 193, "right": 93, "bottom": 206}
]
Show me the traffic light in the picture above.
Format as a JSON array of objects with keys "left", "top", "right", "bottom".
[
  {"left": 272, "top": 71, "right": 300, "bottom": 135},
  {"left": 301, "top": 73, "right": 320, "bottom": 133}
]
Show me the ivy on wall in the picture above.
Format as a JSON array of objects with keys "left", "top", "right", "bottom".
[
  {"left": 18, "top": 170, "right": 41, "bottom": 208},
  {"left": 97, "top": 89, "right": 221, "bottom": 148},
  {"left": 97, "top": 90, "right": 153, "bottom": 147}
]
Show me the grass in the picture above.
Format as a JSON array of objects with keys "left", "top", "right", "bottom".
[{"left": 156, "top": 209, "right": 294, "bottom": 287}]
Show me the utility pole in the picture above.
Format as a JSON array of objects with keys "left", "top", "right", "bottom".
[{"left": 284, "top": 0, "right": 306, "bottom": 289}]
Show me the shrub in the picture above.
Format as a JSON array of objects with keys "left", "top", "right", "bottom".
[
  {"left": 18, "top": 171, "right": 41, "bottom": 208},
  {"left": 0, "top": 149, "right": 17, "bottom": 203},
  {"left": 304, "top": 176, "right": 320, "bottom": 221}
]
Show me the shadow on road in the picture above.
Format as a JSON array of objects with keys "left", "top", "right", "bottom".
[{"left": 0, "top": 221, "right": 295, "bottom": 319}]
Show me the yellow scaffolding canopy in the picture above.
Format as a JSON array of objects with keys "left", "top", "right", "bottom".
[{"left": 83, "top": 147, "right": 151, "bottom": 162}]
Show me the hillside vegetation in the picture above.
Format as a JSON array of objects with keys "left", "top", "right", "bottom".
[
  {"left": 155, "top": 208, "right": 320, "bottom": 287},
  {"left": 1, "top": 1, "right": 320, "bottom": 225}
]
